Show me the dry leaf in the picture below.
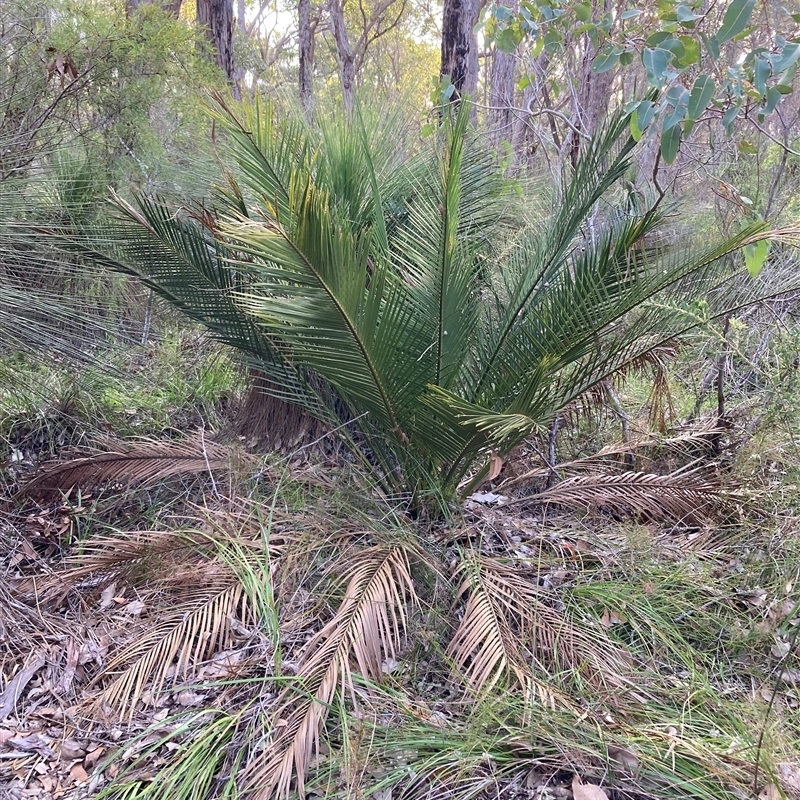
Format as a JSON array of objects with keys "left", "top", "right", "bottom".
[
  {"left": 100, "top": 583, "right": 117, "bottom": 610},
  {"left": 9, "top": 734, "right": 54, "bottom": 758},
  {"left": 772, "top": 640, "right": 791, "bottom": 658},
  {"left": 759, "top": 784, "right": 781, "bottom": 800},
  {"left": 488, "top": 452, "right": 504, "bottom": 481},
  {"left": 84, "top": 746, "right": 105, "bottom": 770},
  {"left": 608, "top": 744, "right": 639, "bottom": 775},
  {"left": 174, "top": 690, "right": 206, "bottom": 707},
  {"left": 60, "top": 740, "right": 86, "bottom": 760},
  {"left": 600, "top": 608, "right": 627, "bottom": 628},
  {"left": 69, "top": 763, "right": 88, "bottom": 783},
  {"left": 122, "top": 599, "right": 145, "bottom": 617},
  {"left": 778, "top": 762, "right": 800, "bottom": 791},
  {"left": 572, "top": 775, "right": 609, "bottom": 800},
  {"left": 467, "top": 491, "right": 507, "bottom": 505}
]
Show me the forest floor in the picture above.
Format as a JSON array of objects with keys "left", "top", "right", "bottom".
[{"left": 2, "top": 333, "right": 800, "bottom": 800}]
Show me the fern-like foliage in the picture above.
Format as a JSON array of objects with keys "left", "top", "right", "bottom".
[{"left": 448, "top": 555, "right": 632, "bottom": 707}]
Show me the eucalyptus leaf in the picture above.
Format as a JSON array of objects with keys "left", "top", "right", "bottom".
[
  {"left": 771, "top": 41, "right": 800, "bottom": 74},
  {"left": 744, "top": 239, "right": 770, "bottom": 277},
  {"left": 642, "top": 47, "right": 670, "bottom": 87},
  {"left": 687, "top": 74, "right": 715, "bottom": 120},
  {"left": 723, "top": 103, "right": 741, "bottom": 133},
  {"left": 717, "top": 0, "right": 756, "bottom": 43},
  {"left": 676, "top": 4, "right": 700, "bottom": 23},
  {"left": 676, "top": 35, "right": 700, "bottom": 67},
  {"left": 753, "top": 55, "right": 770, "bottom": 95},
  {"left": 593, "top": 45, "right": 622, "bottom": 73},
  {"left": 660, "top": 123, "right": 681, "bottom": 164}
]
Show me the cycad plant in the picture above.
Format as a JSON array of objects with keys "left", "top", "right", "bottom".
[{"left": 87, "top": 97, "right": 798, "bottom": 511}]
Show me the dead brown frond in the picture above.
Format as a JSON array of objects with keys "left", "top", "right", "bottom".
[
  {"left": 18, "top": 437, "right": 240, "bottom": 498},
  {"left": 447, "top": 555, "right": 633, "bottom": 705},
  {"left": 69, "top": 529, "right": 197, "bottom": 581},
  {"left": 447, "top": 554, "right": 558, "bottom": 705},
  {"left": 242, "top": 545, "right": 416, "bottom": 799},
  {"left": 97, "top": 576, "right": 250, "bottom": 719},
  {"left": 498, "top": 421, "right": 723, "bottom": 493},
  {"left": 613, "top": 342, "right": 678, "bottom": 432},
  {"left": 510, "top": 470, "right": 730, "bottom": 522}
]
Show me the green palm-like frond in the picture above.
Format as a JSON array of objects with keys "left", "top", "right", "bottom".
[{"left": 71, "top": 97, "right": 800, "bottom": 508}]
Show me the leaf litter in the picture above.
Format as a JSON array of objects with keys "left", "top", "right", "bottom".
[{"left": 3, "top": 448, "right": 800, "bottom": 800}]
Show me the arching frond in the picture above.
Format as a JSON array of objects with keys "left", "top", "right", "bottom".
[
  {"left": 243, "top": 545, "right": 416, "bottom": 799},
  {"left": 447, "top": 555, "right": 632, "bottom": 704}
]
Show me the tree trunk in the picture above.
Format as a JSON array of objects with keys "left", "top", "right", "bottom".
[
  {"left": 560, "top": 0, "right": 613, "bottom": 166},
  {"left": 328, "top": 0, "right": 355, "bottom": 115},
  {"left": 511, "top": 52, "right": 551, "bottom": 167},
  {"left": 298, "top": 0, "right": 314, "bottom": 119},
  {"left": 197, "top": 0, "right": 235, "bottom": 83},
  {"left": 489, "top": 47, "right": 516, "bottom": 142},
  {"left": 440, "top": 0, "right": 481, "bottom": 100},
  {"left": 488, "top": 0, "right": 516, "bottom": 137},
  {"left": 126, "top": 0, "right": 183, "bottom": 16}
]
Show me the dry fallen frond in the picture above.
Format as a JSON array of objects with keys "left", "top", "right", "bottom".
[
  {"left": 18, "top": 437, "right": 240, "bottom": 498},
  {"left": 242, "top": 545, "right": 416, "bottom": 799},
  {"left": 97, "top": 577, "right": 250, "bottom": 719},
  {"left": 447, "top": 555, "right": 632, "bottom": 706},
  {"left": 507, "top": 470, "right": 731, "bottom": 522},
  {"left": 497, "top": 422, "right": 723, "bottom": 492},
  {"left": 63, "top": 529, "right": 198, "bottom": 583}
]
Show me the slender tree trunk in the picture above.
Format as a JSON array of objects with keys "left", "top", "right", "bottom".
[
  {"left": 560, "top": 0, "right": 613, "bottom": 167},
  {"left": 299, "top": 0, "right": 314, "bottom": 119},
  {"left": 489, "top": 46, "right": 516, "bottom": 142},
  {"left": 328, "top": 0, "right": 355, "bottom": 115},
  {"left": 440, "top": 0, "right": 481, "bottom": 100},
  {"left": 126, "top": 0, "right": 183, "bottom": 16},
  {"left": 511, "top": 52, "right": 552, "bottom": 166},
  {"left": 488, "top": 0, "right": 517, "bottom": 136},
  {"left": 197, "top": 0, "right": 235, "bottom": 84}
]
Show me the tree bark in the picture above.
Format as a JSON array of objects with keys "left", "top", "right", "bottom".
[
  {"left": 488, "top": 0, "right": 517, "bottom": 138},
  {"left": 299, "top": 0, "right": 315, "bottom": 119},
  {"left": 511, "top": 52, "right": 552, "bottom": 166},
  {"left": 328, "top": 0, "right": 356, "bottom": 115},
  {"left": 440, "top": 0, "right": 481, "bottom": 100},
  {"left": 489, "top": 47, "right": 516, "bottom": 142},
  {"left": 560, "top": 0, "right": 613, "bottom": 166},
  {"left": 229, "top": 369, "right": 328, "bottom": 454},
  {"left": 197, "top": 0, "right": 235, "bottom": 84},
  {"left": 126, "top": 0, "right": 183, "bottom": 16}
]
